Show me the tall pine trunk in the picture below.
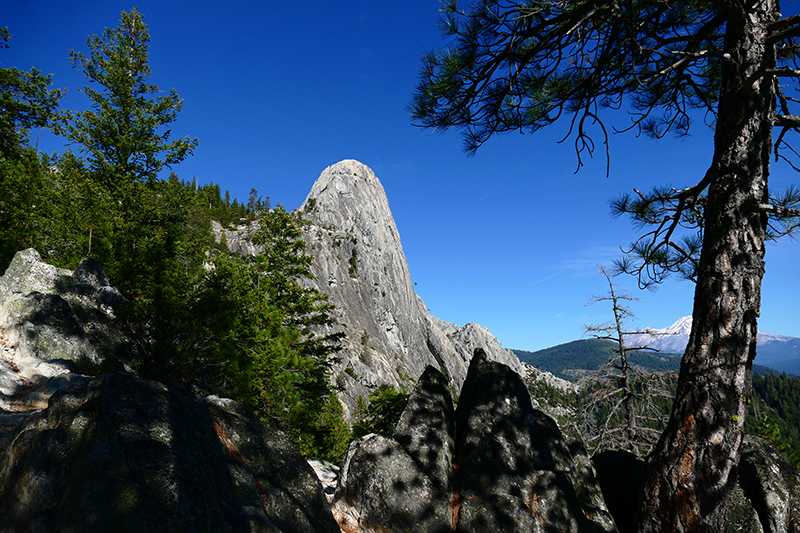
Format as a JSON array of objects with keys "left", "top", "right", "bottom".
[{"left": 639, "top": 1, "right": 776, "bottom": 531}]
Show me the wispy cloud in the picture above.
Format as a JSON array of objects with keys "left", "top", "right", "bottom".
[
  {"left": 533, "top": 271, "right": 562, "bottom": 285},
  {"left": 489, "top": 271, "right": 563, "bottom": 305},
  {"left": 558, "top": 245, "right": 624, "bottom": 275},
  {"left": 478, "top": 153, "right": 536, "bottom": 202}
]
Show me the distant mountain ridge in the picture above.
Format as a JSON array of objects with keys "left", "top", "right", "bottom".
[
  {"left": 516, "top": 315, "right": 799, "bottom": 380},
  {"left": 626, "top": 316, "right": 800, "bottom": 375},
  {"left": 513, "top": 338, "right": 786, "bottom": 380},
  {"left": 513, "top": 339, "right": 683, "bottom": 381}
]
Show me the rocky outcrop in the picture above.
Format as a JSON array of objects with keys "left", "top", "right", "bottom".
[
  {"left": 209, "top": 160, "right": 523, "bottom": 421},
  {"left": 333, "top": 350, "right": 618, "bottom": 533},
  {"left": 0, "top": 250, "right": 339, "bottom": 532},
  {"left": 0, "top": 373, "right": 339, "bottom": 533},
  {"left": 592, "top": 437, "right": 800, "bottom": 533},
  {"left": 298, "top": 160, "right": 522, "bottom": 420},
  {"left": 738, "top": 436, "right": 800, "bottom": 533},
  {"left": 0, "top": 249, "right": 135, "bottom": 379},
  {"left": 211, "top": 220, "right": 262, "bottom": 257}
]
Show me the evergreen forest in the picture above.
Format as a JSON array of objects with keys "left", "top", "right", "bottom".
[
  {"left": 0, "top": 9, "right": 350, "bottom": 461},
  {"left": 519, "top": 342, "right": 800, "bottom": 465},
  {"left": 4, "top": 6, "right": 800, "bottom": 472}
]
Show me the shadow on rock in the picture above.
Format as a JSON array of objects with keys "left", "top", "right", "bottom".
[
  {"left": 334, "top": 348, "right": 618, "bottom": 532},
  {"left": 0, "top": 373, "right": 339, "bottom": 533}
]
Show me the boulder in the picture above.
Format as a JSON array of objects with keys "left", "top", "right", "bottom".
[
  {"left": 591, "top": 451, "right": 645, "bottom": 533},
  {"left": 592, "top": 436, "right": 800, "bottom": 533},
  {"left": 0, "top": 372, "right": 339, "bottom": 533},
  {"left": 454, "top": 349, "right": 615, "bottom": 532},
  {"left": 334, "top": 349, "right": 618, "bottom": 533},
  {"left": 334, "top": 433, "right": 452, "bottom": 532},
  {"left": 393, "top": 365, "right": 456, "bottom": 492},
  {"left": 0, "top": 249, "right": 137, "bottom": 376},
  {"left": 738, "top": 435, "right": 800, "bottom": 533},
  {"left": 0, "top": 251, "right": 339, "bottom": 532}
]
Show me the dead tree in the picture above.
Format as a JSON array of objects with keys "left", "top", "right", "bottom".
[{"left": 580, "top": 266, "right": 676, "bottom": 458}]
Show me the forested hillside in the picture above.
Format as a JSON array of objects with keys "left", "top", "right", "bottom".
[
  {"left": 747, "top": 372, "right": 800, "bottom": 464},
  {"left": 0, "top": 10, "right": 350, "bottom": 460},
  {"left": 514, "top": 340, "right": 783, "bottom": 380},
  {"left": 520, "top": 341, "right": 800, "bottom": 464},
  {"left": 514, "top": 339, "right": 681, "bottom": 380}
]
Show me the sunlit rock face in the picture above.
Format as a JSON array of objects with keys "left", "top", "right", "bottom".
[
  {"left": 299, "top": 159, "right": 522, "bottom": 420},
  {"left": 0, "top": 249, "right": 135, "bottom": 378}
]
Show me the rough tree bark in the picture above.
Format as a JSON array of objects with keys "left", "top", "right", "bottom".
[
  {"left": 409, "top": 1, "right": 800, "bottom": 528},
  {"left": 639, "top": 1, "right": 776, "bottom": 531}
]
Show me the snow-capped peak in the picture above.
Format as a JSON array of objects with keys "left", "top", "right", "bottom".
[
  {"left": 625, "top": 316, "right": 800, "bottom": 367},
  {"left": 662, "top": 316, "right": 693, "bottom": 336}
]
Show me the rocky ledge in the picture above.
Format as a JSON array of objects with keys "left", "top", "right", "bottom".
[
  {"left": 331, "top": 347, "right": 800, "bottom": 532},
  {"left": 332, "top": 349, "right": 617, "bottom": 532}
]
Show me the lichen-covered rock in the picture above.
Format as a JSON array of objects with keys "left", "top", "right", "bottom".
[
  {"left": 334, "top": 433, "right": 452, "bottom": 532},
  {"left": 456, "top": 493, "right": 543, "bottom": 532},
  {"left": 0, "top": 249, "right": 136, "bottom": 376},
  {"left": 738, "top": 435, "right": 800, "bottom": 533},
  {"left": 0, "top": 372, "right": 339, "bottom": 533},
  {"left": 199, "top": 395, "right": 340, "bottom": 533},
  {"left": 393, "top": 365, "right": 455, "bottom": 492},
  {"left": 0, "top": 248, "right": 71, "bottom": 299},
  {"left": 454, "top": 349, "right": 616, "bottom": 532},
  {"left": 563, "top": 432, "right": 620, "bottom": 532}
]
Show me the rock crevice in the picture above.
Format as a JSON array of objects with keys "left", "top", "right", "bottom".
[{"left": 333, "top": 349, "right": 619, "bottom": 533}]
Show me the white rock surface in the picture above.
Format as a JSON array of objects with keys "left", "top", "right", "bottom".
[{"left": 299, "top": 160, "right": 522, "bottom": 420}]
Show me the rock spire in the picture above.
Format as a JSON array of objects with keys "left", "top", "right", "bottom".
[{"left": 298, "top": 160, "right": 522, "bottom": 419}]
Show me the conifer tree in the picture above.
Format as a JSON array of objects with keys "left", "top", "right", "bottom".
[
  {"left": 0, "top": 26, "right": 63, "bottom": 158},
  {"left": 180, "top": 205, "right": 348, "bottom": 460},
  {"left": 57, "top": 8, "right": 197, "bottom": 188},
  {"left": 411, "top": 1, "right": 800, "bottom": 530},
  {"left": 0, "top": 26, "right": 63, "bottom": 265}
]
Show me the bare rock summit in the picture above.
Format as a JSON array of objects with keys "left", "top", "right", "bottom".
[{"left": 299, "top": 160, "right": 522, "bottom": 420}]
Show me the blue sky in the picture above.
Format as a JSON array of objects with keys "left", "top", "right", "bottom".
[{"left": 4, "top": 0, "right": 799, "bottom": 351}]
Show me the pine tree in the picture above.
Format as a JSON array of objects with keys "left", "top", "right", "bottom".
[{"left": 411, "top": 1, "right": 800, "bottom": 529}]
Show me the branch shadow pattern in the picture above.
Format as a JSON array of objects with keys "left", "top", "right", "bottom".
[
  {"left": 0, "top": 372, "right": 340, "bottom": 532},
  {"left": 335, "top": 348, "right": 618, "bottom": 532}
]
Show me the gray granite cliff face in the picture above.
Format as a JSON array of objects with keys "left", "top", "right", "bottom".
[{"left": 298, "top": 160, "right": 522, "bottom": 420}]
